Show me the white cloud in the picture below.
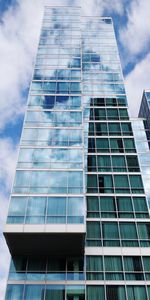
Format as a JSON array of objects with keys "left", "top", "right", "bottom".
[
  {"left": 0, "top": 194, "right": 10, "bottom": 300},
  {"left": 79, "top": 0, "right": 124, "bottom": 16},
  {"left": 0, "top": 138, "right": 18, "bottom": 190},
  {"left": 120, "top": 0, "right": 150, "bottom": 56},
  {"left": 0, "top": 0, "right": 43, "bottom": 130},
  {"left": 0, "top": 137, "right": 18, "bottom": 299},
  {"left": 125, "top": 52, "right": 150, "bottom": 116},
  {"left": 0, "top": 235, "right": 10, "bottom": 300}
]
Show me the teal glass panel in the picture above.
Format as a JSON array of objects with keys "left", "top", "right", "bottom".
[
  {"left": 107, "top": 108, "right": 119, "bottom": 120},
  {"left": 100, "top": 196, "right": 116, "bottom": 217},
  {"left": 94, "top": 108, "right": 106, "bottom": 120},
  {"left": 47, "top": 197, "right": 66, "bottom": 216},
  {"left": 86, "top": 256, "right": 103, "bottom": 271},
  {"left": 8, "top": 197, "right": 27, "bottom": 221},
  {"left": 108, "top": 123, "right": 121, "bottom": 135},
  {"left": 110, "top": 138, "right": 124, "bottom": 153},
  {"left": 114, "top": 175, "right": 129, "bottom": 193},
  {"left": 95, "top": 123, "right": 107, "bottom": 135},
  {"left": 45, "top": 285, "right": 65, "bottom": 300},
  {"left": 116, "top": 197, "right": 133, "bottom": 216},
  {"left": 66, "top": 285, "right": 85, "bottom": 300},
  {"left": 119, "top": 109, "right": 129, "bottom": 119},
  {"left": 121, "top": 123, "right": 132, "bottom": 135},
  {"left": 117, "top": 197, "right": 132, "bottom": 211},
  {"left": 106, "top": 98, "right": 117, "bottom": 106},
  {"left": 87, "top": 286, "right": 105, "bottom": 300},
  {"left": 88, "top": 156, "right": 96, "bottom": 171},
  {"left": 67, "top": 197, "right": 84, "bottom": 216},
  {"left": 124, "top": 139, "right": 136, "bottom": 152},
  {"left": 97, "top": 156, "right": 111, "bottom": 172},
  {"left": 102, "top": 222, "right": 119, "bottom": 239},
  {"left": 112, "top": 156, "right": 126, "bottom": 172},
  {"left": 124, "top": 257, "right": 142, "bottom": 271},
  {"left": 129, "top": 175, "right": 144, "bottom": 193},
  {"left": 127, "top": 286, "right": 147, "bottom": 300},
  {"left": 98, "top": 175, "right": 113, "bottom": 193},
  {"left": 87, "top": 196, "right": 99, "bottom": 211},
  {"left": 26, "top": 197, "right": 46, "bottom": 216},
  {"left": 105, "top": 256, "right": 123, "bottom": 271},
  {"left": 96, "top": 138, "right": 109, "bottom": 152},
  {"left": 137, "top": 223, "right": 150, "bottom": 239},
  {"left": 5, "top": 285, "right": 24, "bottom": 300},
  {"left": 133, "top": 197, "right": 148, "bottom": 212},
  {"left": 87, "top": 222, "right": 101, "bottom": 239},
  {"left": 143, "top": 257, "right": 150, "bottom": 271},
  {"left": 24, "top": 285, "right": 45, "bottom": 300},
  {"left": 120, "top": 223, "right": 137, "bottom": 239},
  {"left": 147, "top": 287, "right": 150, "bottom": 299},
  {"left": 87, "top": 175, "right": 98, "bottom": 193}
]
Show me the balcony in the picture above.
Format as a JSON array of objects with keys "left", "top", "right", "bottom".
[{"left": 4, "top": 223, "right": 85, "bottom": 256}]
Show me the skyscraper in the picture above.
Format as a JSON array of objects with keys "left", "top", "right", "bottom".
[{"left": 3, "top": 5, "right": 150, "bottom": 300}]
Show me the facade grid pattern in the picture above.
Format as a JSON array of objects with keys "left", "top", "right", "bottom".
[{"left": 4, "top": 6, "right": 150, "bottom": 300}]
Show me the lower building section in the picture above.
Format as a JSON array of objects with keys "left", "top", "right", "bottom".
[
  {"left": 5, "top": 283, "right": 150, "bottom": 300},
  {"left": 5, "top": 253, "right": 150, "bottom": 299}
]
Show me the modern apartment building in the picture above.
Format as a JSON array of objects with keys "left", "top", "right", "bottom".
[{"left": 3, "top": 6, "right": 150, "bottom": 300}]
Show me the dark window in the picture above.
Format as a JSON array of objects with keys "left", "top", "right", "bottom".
[
  {"left": 106, "top": 286, "right": 126, "bottom": 300},
  {"left": 126, "top": 156, "right": 140, "bottom": 172}
]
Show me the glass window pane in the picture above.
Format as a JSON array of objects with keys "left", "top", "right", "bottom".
[
  {"left": 129, "top": 175, "right": 144, "bottom": 193},
  {"left": 100, "top": 197, "right": 115, "bottom": 212},
  {"left": 127, "top": 286, "right": 147, "bottom": 300},
  {"left": 133, "top": 197, "right": 148, "bottom": 212},
  {"left": 8, "top": 197, "right": 27, "bottom": 216},
  {"left": 120, "top": 223, "right": 137, "bottom": 239},
  {"left": 98, "top": 175, "right": 113, "bottom": 193},
  {"left": 27, "top": 197, "right": 46, "bottom": 216},
  {"left": 138, "top": 223, "right": 150, "bottom": 239},
  {"left": 87, "top": 197, "right": 99, "bottom": 211},
  {"left": 114, "top": 175, "right": 129, "bottom": 193},
  {"left": 102, "top": 222, "right": 119, "bottom": 239},
  {"left": 105, "top": 256, "right": 123, "bottom": 271},
  {"left": 112, "top": 156, "right": 126, "bottom": 172},
  {"left": 87, "top": 222, "right": 101, "bottom": 239},
  {"left": 124, "top": 257, "right": 143, "bottom": 272},
  {"left": 117, "top": 197, "right": 133, "bottom": 212},
  {"left": 67, "top": 197, "right": 84, "bottom": 216},
  {"left": 86, "top": 256, "right": 103, "bottom": 271},
  {"left": 143, "top": 257, "right": 150, "bottom": 271},
  {"left": 45, "top": 285, "right": 65, "bottom": 300},
  {"left": 24, "top": 285, "right": 45, "bottom": 300},
  {"left": 106, "top": 286, "right": 126, "bottom": 300},
  {"left": 5, "top": 285, "right": 24, "bottom": 300},
  {"left": 47, "top": 198, "right": 66, "bottom": 215},
  {"left": 97, "top": 156, "right": 111, "bottom": 172},
  {"left": 87, "top": 286, "right": 105, "bottom": 300},
  {"left": 66, "top": 285, "right": 85, "bottom": 300}
]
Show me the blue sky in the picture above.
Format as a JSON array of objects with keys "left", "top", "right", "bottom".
[{"left": 0, "top": 0, "right": 150, "bottom": 298}]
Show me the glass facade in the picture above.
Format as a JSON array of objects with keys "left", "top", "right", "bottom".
[{"left": 4, "top": 6, "right": 150, "bottom": 300}]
